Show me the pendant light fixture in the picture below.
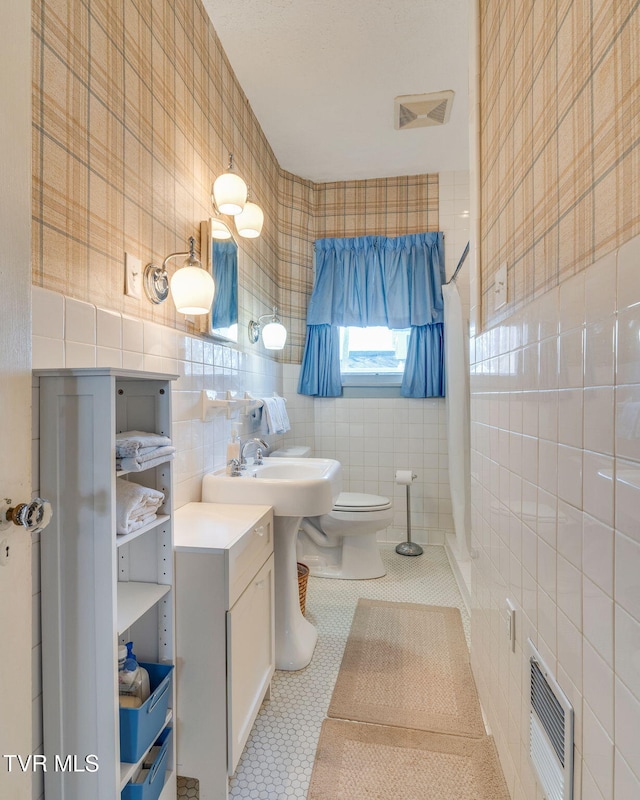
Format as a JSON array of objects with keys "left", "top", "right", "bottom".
[
  {"left": 211, "top": 153, "right": 264, "bottom": 239},
  {"left": 212, "top": 154, "right": 247, "bottom": 215},
  {"left": 234, "top": 197, "right": 264, "bottom": 239}
]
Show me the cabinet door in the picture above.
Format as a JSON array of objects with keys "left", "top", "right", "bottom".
[{"left": 226, "top": 554, "right": 275, "bottom": 774}]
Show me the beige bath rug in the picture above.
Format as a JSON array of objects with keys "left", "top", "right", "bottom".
[
  {"left": 328, "top": 599, "right": 485, "bottom": 738},
  {"left": 307, "top": 719, "right": 510, "bottom": 800}
]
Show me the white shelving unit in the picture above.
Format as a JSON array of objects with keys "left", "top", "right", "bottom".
[{"left": 38, "top": 368, "right": 177, "bottom": 800}]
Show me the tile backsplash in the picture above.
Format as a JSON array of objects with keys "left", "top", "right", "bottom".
[
  {"left": 32, "top": 286, "right": 285, "bottom": 504},
  {"left": 469, "top": 232, "right": 640, "bottom": 800},
  {"left": 282, "top": 364, "right": 452, "bottom": 544}
]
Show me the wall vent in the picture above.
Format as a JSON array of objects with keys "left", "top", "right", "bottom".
[
  {"left": 528, "top": 639, "right": 574, "bottom": 800},
  {"left": 394, "top": 91, "right": 454, "bottom": 130}
]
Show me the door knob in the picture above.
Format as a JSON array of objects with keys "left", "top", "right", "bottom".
[{"left": 0, "top": 497, "right": 53, "bottom": 533}]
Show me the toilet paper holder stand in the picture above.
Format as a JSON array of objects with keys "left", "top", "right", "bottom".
[{"left": 394, "top": 471, "right": 423, "bottom": 557}]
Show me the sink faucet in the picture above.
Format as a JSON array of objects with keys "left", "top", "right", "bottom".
[
  {"left": 227, "top": 457, "right": 242, "bottom": 477},
  {"left": 240, "top": 437, "right": 270, "bottom": 467}
]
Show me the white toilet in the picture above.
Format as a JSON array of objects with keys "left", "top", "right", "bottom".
[
  {"left": 298, "top": 492, "right": 393, "bottom": 579},
  {"left": 270, "top": 447, "right": 393, "bottom": 579}
]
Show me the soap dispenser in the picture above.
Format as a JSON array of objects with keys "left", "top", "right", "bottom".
[{"left": 226, "top": 428, "right": 240, "bottom": 469}]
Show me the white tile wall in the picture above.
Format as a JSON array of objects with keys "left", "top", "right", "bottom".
[
  {"left": 470, "top": 234, "right": 640, "bottom": 799},
  {"left": 283, "top": 361, "right": 452, "bottom": 543}
]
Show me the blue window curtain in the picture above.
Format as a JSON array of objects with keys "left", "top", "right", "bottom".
[{"left": 298, "top": 232, "right": 446, "bottom": 398}]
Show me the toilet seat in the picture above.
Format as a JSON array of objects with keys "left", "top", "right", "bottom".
[{"left": 333, "top": 492, "right": 392, "bottom": 513}]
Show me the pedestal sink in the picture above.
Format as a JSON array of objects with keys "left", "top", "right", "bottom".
[{"left": 202, "top": 457, "right": 342, "bottom": 670}]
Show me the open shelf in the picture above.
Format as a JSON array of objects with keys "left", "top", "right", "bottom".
[
  {"left": 116, "top": 515, "right": 171, "bottom": 548},
  {"left": 117, "top": 582, "right": 171, "bottom": 634}
]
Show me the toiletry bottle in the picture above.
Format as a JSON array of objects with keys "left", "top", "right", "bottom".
[
  {"left": 226, "top": 428, "right": 240, "bottom": 471},
  {"left": 118, "top": 642, "right": 150, "bottom": 702}
]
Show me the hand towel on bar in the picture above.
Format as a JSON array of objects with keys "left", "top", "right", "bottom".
[
  {"left": 115, "top": 477, "right": 165, "bottom": 534},
  {"left": 115, "top": 431, "right": 172, "bottom": 458},
  {"left": 116, "top": 445, "right": 176, "bottom": 472},
  {"left": 260, "top": 396, "right": 290, "bottom": 434}
]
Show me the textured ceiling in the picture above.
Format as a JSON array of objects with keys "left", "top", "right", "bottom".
[{"left": 203, "top": 0, "right": 470, "bottom": 182}]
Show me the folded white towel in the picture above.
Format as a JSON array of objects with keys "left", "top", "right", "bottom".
[
  {"left": 261, "top": 396, "right": 290, "bottom": 434},
  {"left": 115, "top": 478, "right": 165, "bottom": 535},
  {"left": 116, "top": 445, "right": 176, "bottom": 472},
  {"left": 115, "top": 431, "right": 172, "bottom": 458}
]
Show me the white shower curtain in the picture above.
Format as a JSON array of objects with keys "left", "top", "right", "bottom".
[{"left": 442, "top": 281, "right": 471, "bottom": 560}]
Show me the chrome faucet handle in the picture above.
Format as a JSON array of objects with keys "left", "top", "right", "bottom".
[
  {"left": 227, "top": 458, "right": 242, "bottom": 477},
  {"left": 255, "top": 448, "right": 264, "bottom": 465}
]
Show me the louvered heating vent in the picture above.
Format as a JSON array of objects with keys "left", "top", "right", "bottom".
[{"left": 528, "top": 639, "right": 574, "bottom": 800}]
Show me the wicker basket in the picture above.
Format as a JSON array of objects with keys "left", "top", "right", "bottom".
[{"left": 297, "top": 562, "right": 310, "bottom": 616}]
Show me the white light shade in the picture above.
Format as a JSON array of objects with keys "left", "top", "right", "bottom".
[
  {"left": 213, "top": 172, "right": 247, "bottom": 215},
  {"left": 210, "top": 218, "right": 233, "bottom": 240},
  {"left": 261, "top": 320, "right": 287, "bottom": 350},
  {"left": 170, "top": 266, "right": 215, "bottom": 315},
  {"left": 235, "top": 201, "right": 264, "bottom": 239}
]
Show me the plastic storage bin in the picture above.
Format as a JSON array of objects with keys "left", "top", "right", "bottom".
[
  {"left": 121, "top": 727, "right": 172, "bottom": 800},
  {"left": 119, "top": 663, "right": 174, "bottom": 763}
]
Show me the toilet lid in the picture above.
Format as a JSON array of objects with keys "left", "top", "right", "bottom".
[{"left": 333, "top": 492, "right": 392, "bottom": 512}]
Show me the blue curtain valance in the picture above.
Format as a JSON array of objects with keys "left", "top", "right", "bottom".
[
  {"left": 299, "top": 232, "right": 446, "bottom": 398},
  {"left": 307, "top": 232, "right": 444, "bottom": 329}
]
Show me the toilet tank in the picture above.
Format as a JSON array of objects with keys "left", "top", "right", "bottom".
[{"left": 269, "top": 445, "right": 312, "bottom": 458}]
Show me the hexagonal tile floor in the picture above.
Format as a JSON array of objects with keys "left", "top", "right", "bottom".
[{"left": 177, "top": 543, "right": 468, "bottom": 799}]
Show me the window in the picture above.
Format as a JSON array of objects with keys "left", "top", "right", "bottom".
[{"left": 339, "top": 326, "right": 411, "bottom": 386}]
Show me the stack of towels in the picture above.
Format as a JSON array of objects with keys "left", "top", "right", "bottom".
[
  {"left": 115, "top": 430, "right": 175, "bottom": 472},
  {"left": 260, "top": 396, "right": 290, "bottom": 434},
  {"left": 115, "top": 477, "right": 165, "bottom": 535}
]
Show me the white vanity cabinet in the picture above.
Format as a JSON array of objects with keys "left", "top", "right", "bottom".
[
  {"left": 174, "top": 502, "right": 275, "bottom": 799},
  {"left": 38, "top": 368, "right": 177, "bottom": 800}
]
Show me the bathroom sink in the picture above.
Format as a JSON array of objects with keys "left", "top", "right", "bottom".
[{"left": 202, "top": 457, "right": 341, "bottom": 517}]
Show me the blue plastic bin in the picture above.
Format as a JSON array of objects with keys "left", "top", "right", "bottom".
[
  {"left": 119, "top": 663, "right": 174, "bottom": 763},
  {"left": 121, "top": 727, "right": 172, "bottom": 800}
]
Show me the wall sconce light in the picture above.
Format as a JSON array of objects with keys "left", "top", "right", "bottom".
[
  {"left": 248, "top": 307, "right": 287, "bottom": 350},
  {"left": 211, "top": 153, "right": 264, "bottom": 239},
  {"left": 144, "top": 236, "right": 215, "bottom": 315}
]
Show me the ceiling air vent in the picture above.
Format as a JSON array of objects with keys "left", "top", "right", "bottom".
[{"left": 394, "top": 91, "right": 455, "bottom": 130}]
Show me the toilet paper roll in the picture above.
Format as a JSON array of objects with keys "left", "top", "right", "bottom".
[{"left": 395, "top": 470, "right": 416, "bottom": 485}]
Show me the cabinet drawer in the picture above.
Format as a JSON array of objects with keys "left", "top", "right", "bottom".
[{"left": 227, "top": 509, "right": 273, "bottom": 606}]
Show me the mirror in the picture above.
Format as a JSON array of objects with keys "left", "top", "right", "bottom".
[{"left": 200, "top": 218, "right": 238, "bottom": 342}]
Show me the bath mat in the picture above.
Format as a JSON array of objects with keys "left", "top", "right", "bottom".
[
  {"left": 328, "top": 599, "right": 485, "bottom": 738},
  {"left": 307, "top": 718, "right": 510, "bottom": 800}
]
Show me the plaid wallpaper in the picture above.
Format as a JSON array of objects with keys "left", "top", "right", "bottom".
[
  {"left": 479, "top": 0, "right": 640, "bottom": 325},
  {"left": 31, "top": 0, "right": 439, "bottom": 364},
  {"left": 32, "top": 0, "right": 282, "bottom": 340}
]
